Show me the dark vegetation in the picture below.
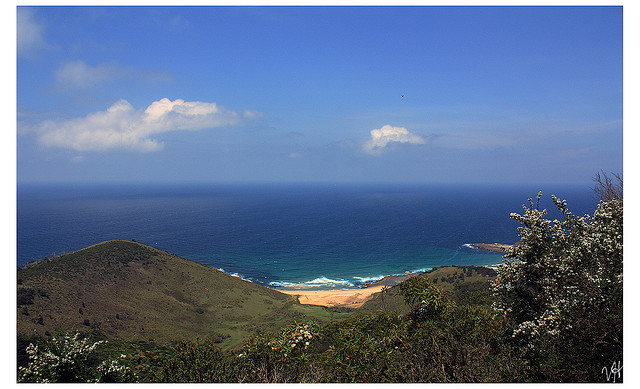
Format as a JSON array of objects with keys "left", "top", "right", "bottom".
[
  {"left": 17, "top": 173, "right": 622, "bottom": 382},
  {"left": 359, "top": 265, "right": 497, "bottom": 315}
]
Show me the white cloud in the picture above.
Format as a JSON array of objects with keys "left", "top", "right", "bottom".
[
  {"left": 31, "top": 98, "right": 258, "bottom": 153},
  {"left": 54, "top": 61, "right": 120, "bottom": 90},
  {"left": 54, "top": 60, "right": 173, "bottom": 90},
  {"left": 362, "top": 125, "right": 426, "bottom": 155},
  {"left": 17, "top": 8, "right": 47, "bottom": 57}
]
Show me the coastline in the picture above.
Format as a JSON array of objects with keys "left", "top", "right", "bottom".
[
  {"left": 466, "top": 243, "right": 514, "bottom": 253},
  {"left": 279, "top": 285, "right": 386, "bottom": 308},
  {"left": 277, "top": 270, "right": 426, "bottom": 308},
  {"left": 274, "top": 243, "right": 511, "bottom": 308}
]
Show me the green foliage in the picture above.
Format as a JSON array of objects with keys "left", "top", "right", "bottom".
[
  {"left": 396, "top": 276, "right": 526, "bottom": 382},
  {"left": 492, "top": 191, "right": 623, "bottom": 381},
  {"left": 359, "top": 266, "right": 498, "bottom": 314},
  {"left": 154, "top": 340, "right": 234, "bottom": 382},
  {"left": 318, "top": 281, "right": 526, "bottom": 383},
  {"left": 17, "top": 284, "right": 526, "bottom": 383},
  {"left": 320, "top": 311, "right": 407, "bottom": 382},
  {"left": 117, "top": 286, "right": 526, "bottom": 383},
  {"left": 405, "top": 305, "right": 526, "bottom": 382},
  {"left": 399, "top": 275, "right": 453, "bottom": 321}
]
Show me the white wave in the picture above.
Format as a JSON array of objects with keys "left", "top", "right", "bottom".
[
  {"left": 216, "top": 267, "right": 252, "bottom": 282},
  {"left": 353, "top": 275, "right": 386, "bottom": 283},
  {"left": 405, "top": 267, "right": 432, "bottom": 274},
  {"left": 229, "top": 272, "right": 251, "bottom": 281},
  {"left": 462, "top": 243, "right": 477, "bottom": 249},
  {"left": 269, "top": 276, "right": 354, "bottom": 289}
]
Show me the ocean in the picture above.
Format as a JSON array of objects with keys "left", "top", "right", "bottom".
[{"left": 17, "top": 182, "right": 597, "bottom": 290}]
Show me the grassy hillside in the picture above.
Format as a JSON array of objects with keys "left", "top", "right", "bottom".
[
  {"left": 17, "top": 240, "right": 352, "bottom": 349},
  {"left": 359, "top": 265, "right": 497, "bottom": 314}
]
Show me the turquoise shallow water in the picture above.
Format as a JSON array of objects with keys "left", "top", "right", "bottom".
[{"left": 17, "top": 182, "right": 595, "bottom": 289}]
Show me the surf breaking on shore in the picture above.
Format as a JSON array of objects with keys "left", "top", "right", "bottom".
[
  {"left": 266, "top": 268, "right": 433, "bottom": 290},
  {"left": 277, "top": 270, "right": 429, "bottom": 308},
  {"left": 211, "top": 243, "right": 510, "bottom": 307},
  {"left": 273, "top": 243, "right": 511, "bottom": 308}
]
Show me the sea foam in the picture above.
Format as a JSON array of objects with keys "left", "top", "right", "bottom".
[
  {"left": 269, "top": 276, "right": 354, "bottom": 289},
  {"left": 353, "top": 275, "right": 386, "bottom": 283},
  {"left": 216, "top": 268, "right": 253, "bottom": 283}
]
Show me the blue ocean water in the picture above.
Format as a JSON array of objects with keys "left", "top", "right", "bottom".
[{"left": 17, "top": 182, "right": 596, "bottom": 289}]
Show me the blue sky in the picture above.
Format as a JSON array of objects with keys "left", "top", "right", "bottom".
[{"left": 16, "top": 5, "right": 623, "bottom": 184}]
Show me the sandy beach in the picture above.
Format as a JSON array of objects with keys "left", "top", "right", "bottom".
[
  {"left": 280, "top": 285, "right": 387, "bottom": 308},
  {"left": 278, "top": 271, "right": 425, "bottom": 308}
]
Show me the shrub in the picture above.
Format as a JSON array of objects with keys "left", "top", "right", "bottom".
[
  {"left": 320, "top": 281, "right": 526, "bottom": 383},
  {"left": 18, "top": 332, "right": 137, "bottom": 383},
  {"left": 399, "top": 275, "right": 453, "bottom": 322},
  {"left": 154, "top": 340, "right": 233, "bottom": 382},
  {"left": 492, "top": 191, "right": 623, "bottom": 382},
  {"left": 17, "top": 288, "right": 36, "bottom": 306},
  {"left": 320, "top": 311, "right": 407, "bottom": 382},
  {"left": 235, "top": 321, "right": 321, "bottom": 383},
  {"left": 397, "top": 277, "right": 526, "bottom": 382}
]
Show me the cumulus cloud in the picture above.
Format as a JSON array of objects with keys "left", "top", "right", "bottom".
[
  {"left": 17, "top": 8, "right": 47, "bottom": 57},
  {"left": 362, "top": 125, "right": 426, "bottom": 155},
  {"left": 31, "top": 98, "right": 258, "bottom": 153}
]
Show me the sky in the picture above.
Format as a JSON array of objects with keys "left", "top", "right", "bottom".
[{"left": 15, "top": 5, "right": 624, "bottom": 185}]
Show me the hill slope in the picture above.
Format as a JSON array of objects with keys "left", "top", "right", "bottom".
[
  {"left": 17, "top": 240, "right": 351, "bottom": 349},
  {"left": 358, "top": 265, "right": 497, "bottom": 313}
]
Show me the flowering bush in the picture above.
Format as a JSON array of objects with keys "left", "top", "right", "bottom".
[
  {"left": 96, "top": 354, "right": 139, "bottom": 383},
  {"left": 18, "top": 332, "right": 137, "bottom": 383},
  {"left": 492, "top": 191, "right": 622, "bottom": 381},
  {"left": 268, "top": 322, "right": 316, "bottom": 353},
  {"left": 236, "top": 321, "right": 320, "bottom": 382}
]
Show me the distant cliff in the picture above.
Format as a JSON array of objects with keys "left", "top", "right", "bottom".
[{"left": 468, "top": 243, "right": 514, "bottom": 253}]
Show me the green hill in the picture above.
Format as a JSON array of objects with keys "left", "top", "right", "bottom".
[
  {"left": 17, "top": 240, "right": 352, "bottom": 349},
  {"left": 359, "top": 265, "right": 497, "bottom": 313}
]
